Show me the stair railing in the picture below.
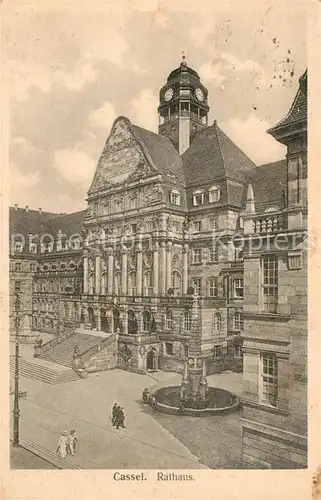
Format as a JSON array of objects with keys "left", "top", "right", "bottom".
[
  {"left": 34, "top": 327, "right": 76, "bottom": 358},
  {"left": 78, "top": 334, "right": 116, "bottom": 364}
]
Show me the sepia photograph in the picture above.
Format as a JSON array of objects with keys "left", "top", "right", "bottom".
[{"left": 4, "top": 0, "right": 311, "bottom": 484}]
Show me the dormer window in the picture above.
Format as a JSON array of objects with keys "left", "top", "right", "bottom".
[
  {"left": 209, "top": 185, "right": 220, "bottom": 203},
  {"left": 170, "top": 189, "right": 180, "bottom": 206},
  {"left": 193, "top": 189, "right": 204, "bottom": 206}
]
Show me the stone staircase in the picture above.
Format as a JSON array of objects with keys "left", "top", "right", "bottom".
[
  {"left": 9, "top": 357, "right": 80, "bottom": 385},
  {"left": 39, "top": 333, "right": 106, "bottom": 368}
]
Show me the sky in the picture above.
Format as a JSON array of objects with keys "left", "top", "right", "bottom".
[{"left": 7, "top": 2, "right": 307, "bottom": 213}]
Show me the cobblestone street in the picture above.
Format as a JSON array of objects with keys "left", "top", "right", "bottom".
[{"left": 11, "top": 369, "right": 242, "bottom": 470}]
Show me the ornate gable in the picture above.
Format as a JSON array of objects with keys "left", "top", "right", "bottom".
[{"left": 88, "top": 117, "right": 158, "bottom": 196}]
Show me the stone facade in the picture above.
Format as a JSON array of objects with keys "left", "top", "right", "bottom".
[{"left": 8, "top": 61, "right": 307, "bottom": 469}]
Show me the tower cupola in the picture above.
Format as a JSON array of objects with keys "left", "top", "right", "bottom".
[{"left": 158, "top": 54, "right": 210, "bottom": 155}]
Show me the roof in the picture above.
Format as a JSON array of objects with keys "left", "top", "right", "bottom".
[
  {"left": 182, "top": 121, "right": 256, "bottom": 186},
  {"left": 131, "top": 125, "right": 185, "bottom": 184},
  {"left": 10, "top": 207, "right": 86, "bottom": 256},
  {"left": 268, "top": 70, "right": 307, "bottom": 136},
  {"left": 167, "top": 62, "right": 200, "bottom": 81},
  {"left": 243, "top": 160, "right": 287, "bottom": 212}
]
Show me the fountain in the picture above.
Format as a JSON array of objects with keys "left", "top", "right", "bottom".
[{"left": 151, "top": 295, "right": 239, "bottom": 416}]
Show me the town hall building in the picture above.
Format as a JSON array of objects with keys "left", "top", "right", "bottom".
[{"left": 9, "top": 57, "right": 307, "bottom": 469}]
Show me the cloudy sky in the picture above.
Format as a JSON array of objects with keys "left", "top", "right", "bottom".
[{"left": 7, "top": 2, "right": 307, "bottom": 213}]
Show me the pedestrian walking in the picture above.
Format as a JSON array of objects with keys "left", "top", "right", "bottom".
[
  {"left": 142, "top": 388, "right": 150, "bottom": 404},
  {"left": 56, "top": 430, "right": 68, "bottom": 459},
  {"left": 116, "top": 407, "right": 126, "bottom": 429},
  {"left": 67, "top": 429, "right": 78, "bottom": 456},
  {"left": 111, "top": 402, "right": 119, "bottom": 426}
]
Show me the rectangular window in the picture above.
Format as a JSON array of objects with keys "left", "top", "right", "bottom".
[
  {"left": 208, "top": 277, "right": 218, "bottom": 297},
  {"left": 131, "top": 224, "right": 137, "bottom": 234},
  {"left": 192, "top": 278, "right": 202, "bottom": 296},
  {"left": 193, "top": 221, "right": 202, "bottom": 232},
  {"left": 170, "top": 191, "right": 180, "bottom": 206},
  {"left": 233, "top": 278, "right": 244, "bottom": 299},
  {"left": 29, "top": 243, "right": 37, "bottom": 254},
  {"left": 30, "top": 263, "right": 37, "bottom": 272},
  {"left": 129, "top": 196, "right": 138, "bottom": 210},
  {"left": 15, "top": 281, "right": 21, "bottom": 292},
  {"left": 15, "top": 262, "right": 22, "bottom": 272},
  {"left": 145, "top": 221, "right": 154, "bottom": 233},
  {"left": 209, "top": 246, "right": 218, "bottom": 263},
  {"left": 209, "top": 217, "right": 218, "bottom": 231},
  {"left": 14, "top": 242, "right": 23, "bottom": 253},
  {"left": 193, "top": 248, "right": 202, "bottom": 264},
  {"left": 261, "top": 352, "right": 278, "bottom": 406},
  {"left": 288, "top": 253, "right": 302, "bottom": 270},
  {"left": 262, "top": 256, "right": 278, "bottom": 313},
  {"left": 213, "top": 345, "right": 223, "bottom": 358}
]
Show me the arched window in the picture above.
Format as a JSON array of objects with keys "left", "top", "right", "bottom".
[
  {"left": 128, "top": 272, "right": 136, "bottom": 296},
  {"left": 209, "top": 185, "right": 220, "bottom": 203},
  {"left": 101, "top": 273, "right": 108, "bottom": 295},
  {"left": 170, "top": 189, "right": 181, "bottom": 206},
  {"left": 213, "top": 312, "right": 221, "bottom": 331},
  {"left": 128, "top": 310, "right": 138, "bottom": 334},
  {"left": 184, "top": 309, "right": 191, "bottom": 331},
  {"left": 171, "top": 271, "right": 182, "bottom": 296},
  {"left": 193, "top": 189, "right": 204, "bottom": 206},
  {"left": 114, "top": 272, "right": 121, "bottom": 296},
  {"left": 143, "top": 311, "right": 151, "bottom": 332},
  {"left": 144, "top": 270, "right": 153, "bottom": 296},
  {"left": 165, "top": 308, "right": 173, "bottom": 330},
  {"left": 233, "top": 311, "right": 244, "bottom": 331}
]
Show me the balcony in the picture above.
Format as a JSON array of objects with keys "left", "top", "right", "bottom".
[{"left": 250, "top": 212, "right": 286, "bottom": 235}]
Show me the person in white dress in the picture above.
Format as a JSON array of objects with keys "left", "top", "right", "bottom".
[{"left": 56, "top": 430, "right": 68, "bottom": 458}]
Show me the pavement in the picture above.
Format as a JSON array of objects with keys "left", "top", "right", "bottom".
[
  {"left": 10, "top": 368, "right": 243, "bottom": 470},
  {"left": 10, "top": 442, "right": 58, "bottom": 470}
]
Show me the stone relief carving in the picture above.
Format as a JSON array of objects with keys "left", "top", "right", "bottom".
[{"left": 141, "top": 186, "right": 163, "bottom": 207}]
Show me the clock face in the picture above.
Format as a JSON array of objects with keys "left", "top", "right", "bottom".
[
  {"left": 164, "top": 88, "right": 174, "bottom": 101},
  {"left": 195, "top": 88, "right": 204, "bottom": 102}
]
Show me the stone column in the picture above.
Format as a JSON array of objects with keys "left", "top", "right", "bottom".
[
  {"left": 107, "top": 248, "right": 114, "bottom": 295},
  {"left": 153, "top": 242, "right": 159, "bottom": 296},
  {"left": 121, "top": 247, "right": 128, "bottom": 296},
  {"left": 122, "top": 308, "right": 128, "bottom": 335},
  {"left": 83, "top": 251, "right": 89, "bottom": 294},
  {"left": 95, "top": 252, "right": 101, "bottom": 295},
  {"left": 136, "top": 240, "right": 143, "bottom": 296},
  {"left": 166, "top": 241, "right": 173, "bottom": 291},
  {"left": 96, "top": 308, "right": 101, "bottom": 331},
  {"left": 183, "top": 244, "right": 189, "bottom": 294},
  {"left": 159, "top": 242, "right": 166, "bottom": 295}
]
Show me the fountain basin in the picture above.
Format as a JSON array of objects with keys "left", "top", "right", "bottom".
[{"left": 153, "top": 386, "right": 240, "bottom": 417}]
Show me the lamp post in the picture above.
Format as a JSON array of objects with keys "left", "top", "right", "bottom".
[{"left": 12, "top": 287, "right": 21, "bottom": 447}]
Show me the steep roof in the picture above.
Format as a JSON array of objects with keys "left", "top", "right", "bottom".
[
  {"left": 182, "top": 121, "right": 256, "bottom": 186},
  {"left": 10, "top": 207, "right": 86, "bottom": 256},
  {"left": 131, "top": 125, "right": 185, "bottom": 184},
  {"left": 268, "top": 70, "right": 307, "bottom": 136},
  {"left": 243, "top": 160, "right": 287, "bottom": 212}
]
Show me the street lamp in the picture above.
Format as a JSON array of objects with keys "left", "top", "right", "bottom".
[{"left": 12, "top": 286, "right": 21, "bottom": 447}]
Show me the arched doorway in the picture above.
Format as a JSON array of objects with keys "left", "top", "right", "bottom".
[
  {"left": 88, "top": 307, "right": 96, "bottom": 329},
  {"left": 147, "top": 349, "right": 156, "bottom": 371},
  {"left": 100, "top": 308, "right": 109, "bottom": 333},
  {"left": 113, "top": 307, "right": 120, "bottom": 332},
  {"left": 128, "top": 310, "right": 138, "bottom": 334}
]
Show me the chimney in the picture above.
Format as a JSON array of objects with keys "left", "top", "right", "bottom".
[
  {"left": 38, "top": 207, "right": 42, "bottom": 214},
  {"left": 25, "top": 206, "right": 29, "bottom": 212},
  {"left": 14, "top": 204, "right": 18, "bottom": 211}
]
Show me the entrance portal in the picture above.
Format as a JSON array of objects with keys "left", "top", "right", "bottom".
[
  {"left": 147, "top": 349, "right": 156, "bottom": 371},
  {"left": 100, "top": 308, "right": 109, "bottom": 333}
]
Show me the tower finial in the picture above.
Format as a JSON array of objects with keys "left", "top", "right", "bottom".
[{"left": 181, "top": 50, "right": 187, "bottom": 66}]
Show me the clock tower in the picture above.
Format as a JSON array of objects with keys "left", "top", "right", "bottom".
[{"left": 158, "top": 55, "right": 210, "bottom": 155}]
